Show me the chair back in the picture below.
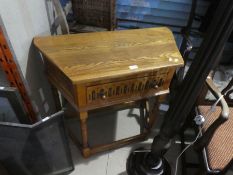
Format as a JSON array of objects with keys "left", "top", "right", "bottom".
[
  {"left": 46, "top": 0, "right": 69, "bottom": 35},
  {"left": 71, "top": 0, "right": 116, "bottom": 31}
]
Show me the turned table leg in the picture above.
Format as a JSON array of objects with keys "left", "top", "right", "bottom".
[
  {"left": 139, "top": 100, "right": 146, "bottom": 134},
  {"left": 139, "top": 98, "right": 160, "bottom": 134},
  {"left": 79, "top": 111, "right": 91, "bottom": 157},
  {"left": 147, "top": 97, "right": 159, "bottom": 129}
]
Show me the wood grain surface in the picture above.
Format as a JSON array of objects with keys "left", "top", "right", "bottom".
[
  {"left": 34, "top": 27, "right": 183, "bottom": 84},
  {"left": 34, "top": 27, "right": 184, "bottom": 157}
]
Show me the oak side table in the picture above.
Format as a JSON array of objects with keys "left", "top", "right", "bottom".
[{"left": 34, "top": 27, "right": 183, "bottom": 157}]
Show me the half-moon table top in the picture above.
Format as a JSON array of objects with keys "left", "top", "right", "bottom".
[{"left": 34, "top": 27, "right": 183, "bottom": 84}]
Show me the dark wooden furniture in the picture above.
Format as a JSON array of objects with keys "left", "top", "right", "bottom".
[
  {"left": 71, "top": 0, "right": 116, "bottom": 31},
  {"left": 34, "top": 27, "right": 183, "bottom": 157}
]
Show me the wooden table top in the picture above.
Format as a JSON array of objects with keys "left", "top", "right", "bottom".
[{"left": 34, "top": 27, "right": 183, "bottom": 84}]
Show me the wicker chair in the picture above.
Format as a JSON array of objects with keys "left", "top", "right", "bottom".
[
  {"left": 47, "top": 0, "right": 116, "bottom": 34},
  {"left": 194, "top": 77, "right": 233, "bottom": 174},
  {"left": 71, "top": 0, "right": 116, "bottom": 31}
]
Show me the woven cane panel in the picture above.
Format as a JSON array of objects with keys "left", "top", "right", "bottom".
[
  {"left": 198, "top": 105, "right": 233, "bottom": 171},
  {"left": 71, "top": 0, "right": 116, "bottom": 30}
]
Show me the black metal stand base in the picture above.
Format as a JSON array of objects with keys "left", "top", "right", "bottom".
[{"left": 126, "top": 149, "right": 171, "bottom": 175}]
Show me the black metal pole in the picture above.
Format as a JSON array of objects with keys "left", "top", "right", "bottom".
[
  {"left": 179, "top": 0, "right": 197, "bottom": 55},
  {"left": 151, "top": 0, "right": 233, "bottom": 157}
]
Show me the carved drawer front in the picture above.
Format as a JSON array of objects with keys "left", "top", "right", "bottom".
[{"left": 86, "top": 68, "right": 171, "bottom": 104}]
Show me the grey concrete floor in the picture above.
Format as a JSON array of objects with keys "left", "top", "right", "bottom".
[
  {"left": 66, "top": 106, "right": 192, "bottom": 175},
  {"left": 66, "top": 104, "right": 233, "bottom": 175}
]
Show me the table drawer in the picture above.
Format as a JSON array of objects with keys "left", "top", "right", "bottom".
[{"left": 86, "top": 69, "right": 171, "bottom": 104}]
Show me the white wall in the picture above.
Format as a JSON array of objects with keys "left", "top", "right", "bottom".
[{"left": 0, "top": 0, "right": 56, "bottom": 118}]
